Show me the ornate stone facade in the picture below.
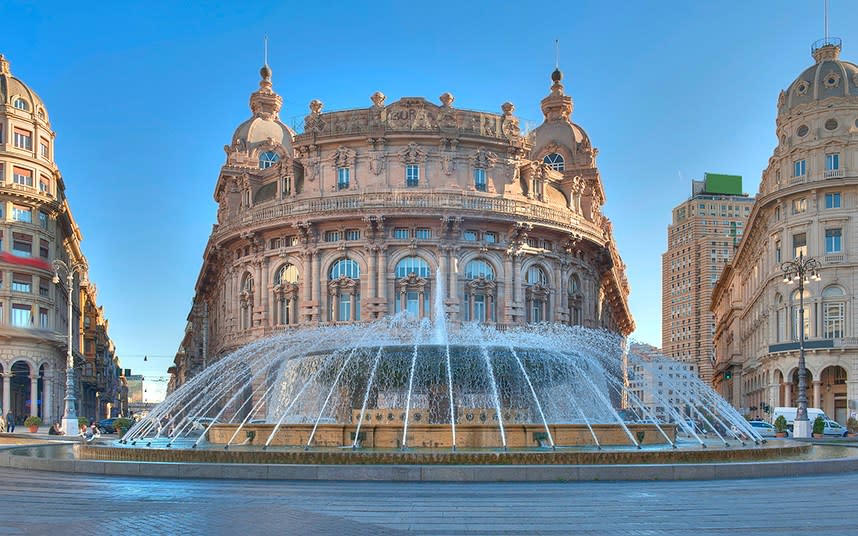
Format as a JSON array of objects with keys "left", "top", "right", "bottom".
[
  {"left": 712, "top": 40, "right": 858, "bottom": 423},
  {"left": 171, "top": 64, "right": 634, "bottom": 385},
  {"left": 0, "top": 54, "right": 123, "bottom": 425}
]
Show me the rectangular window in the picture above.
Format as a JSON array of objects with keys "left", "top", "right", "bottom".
[
  {"left": 39, "top": 308, "right": 48, "bottom": 329},
  {"left": 484, "top": 231, "right": 497, "bottom": 243},
  {"left": 12, "top": 273, "right": 32, "bottom": 293},
  {"left": 11, "top": 304, "right": 32, "bottom": 327},
  {"left": 0, "top": 163, "right": 4, "bottom": 182},
  {"left": 463, "top": 230, "right": 478, "bottom": 241},
  {"left": 823, "top": 303, "right": 845, "bottom": 339},
  {"left": 39, "top": 280, "right": 49, "bottom": 298},
  {"left": 825, "top": 153, "right": 840, "bottom": 171},
  {"left": 415, "top": 228, "right": 431, "bottom": 240},
  {"left": 12, "top": 233, "right": 32, "bottom": 257},
  {"left": 13, "top": 128, "right": 32, "bottom": 150},
  {"left": 405, "top": 164, "right": 419, "bottom": 187},
  {"left": 285, "top": 235, "right": 297, "bottom": 247},
  {"left": 825, "top": 228, "right": 842, "bottom": 254},
  {"left": 474, "top": 168, "right": 487, "bottom": 192},
  {"left": 12, "top": 205, "right": 32, "bottom": 223},
  {"left": 324, "top": 230, "right": 340, "bottom": 242},
  {"left": 393, "top": 228, "right": 409, "bottom": 239},
  {"left": 526, "top": 237, "right": 539, "bottom": 248},
  {"left": 39, "top": 180, "right": 49, "bottom": 194},
  {"left": 344, "top": 229, "right": 360, "bottom": 241},
  {"left": 40, "top": 138, "right": 49, "bottom": 158},
  {"left": 534, "top": 180, "right": 544, "bottom": 200},
  {"left": 337, "top": 167, "right": 350, "bottom": 190},
  {"left": 792, "top": 232, "right": 807, "bottom": 258},
  {"left": 825, "top": 192, "right": 841, "bottom": 209},
  {"left": 774, "top": 240, "right": 781, "bottom": 264},
  {"left": 791, "top": 198, "right": 807, "bottom": 214},
  {"left": 12, "top": 166, "right": 33, "bottom": 186},
  {"left": 39, "top": 238, "right": 49, "bottom": 259},
  {"left": 793, "top": 159, "right": 806, "bottom": 177}
]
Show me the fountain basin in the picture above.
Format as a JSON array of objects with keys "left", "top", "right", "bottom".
[{"left": 206, "top": 422, "right": 675, "bottom": 448}]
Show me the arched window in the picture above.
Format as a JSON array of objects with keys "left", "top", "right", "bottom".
[
  {"left": 13, "top": 98, "right": 28, "bottom": 111},
  {"left": 395, "top": 257, "right": 431, "bottom": 319},
  {"left": 774, "top": 294, "right": 785, "bottom": 342},
  {"left": 395, "top": 257, "right": 430, "bottom": 278},
  {"left": 463, "top": 259, "right": 496, "bottom": 323},
  {"left": 790, "top": 288, "right": 811, "bottom": 340},
  {"left": 822, "top": 285, "right": 846, "bottom": 339},
  {"left": 259, "top": 151, "right": 280, "bottom": 169},
  {"left": 568, "top": 274, "right": 583, "bottom": 326},
  {"left": 464, "top": 259, "right": 495, "bottom": 280},
  {"left": 543, "top": 153, "right": 564, "bottom": 171},
  {"left": 273, "top": 264, "right": 300, "bottom": 325},
  {"left": 329, "top": 259, "right": 360, "bottom": 322},
  {"left": 525, "top": 265, "right": 550, "bottom": 323}
]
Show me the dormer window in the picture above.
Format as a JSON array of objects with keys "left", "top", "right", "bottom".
[
  {"left": 259, "top": 151, "right": 280, "bottom": 169},
  {"left": 13, "top": 98, "right": 28, "bottom": 111},
  {"left": 543, "top": 153, "right": 564, "bottom": 171}
]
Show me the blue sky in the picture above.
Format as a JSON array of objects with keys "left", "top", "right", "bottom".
[{"left": 3, "top": 1, "right": 857, "bottom": 400}]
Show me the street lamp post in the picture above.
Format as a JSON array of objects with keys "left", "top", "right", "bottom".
[
  {"left": 781, "top": 252, "right": 821, "bottom": 438},
  {"left": 52, "top": 259, "right": 87, "bottom": 436}
]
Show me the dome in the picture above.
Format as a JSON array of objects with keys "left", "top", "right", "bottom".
[
  {"left": 779, "top": 41, "right": 858, "bottom": 114},
  {"left": 229, "top": 63, "right": 295, "bottom": 158},
  {"left": 0, "top": 54, "right": 49, "bottom": 123},
  {"left": 529, "top": 68, "right": 593, "bottom": 164}
]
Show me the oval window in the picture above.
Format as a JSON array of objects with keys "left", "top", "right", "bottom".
[
  {"left": 825, "top": 119, "right": 838, "bottom": 131},
  {"left": 797, "top": 125, "right": 809, "bottom": 137}
]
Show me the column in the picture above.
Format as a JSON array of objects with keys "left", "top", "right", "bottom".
[
  {"left": 312, "top": 251, "right": 321, "bottom": 321},
  {"left": 254, "top": 261, "right": 263, "bottom": 327},
  {"left": 2, "top": 373, "right": 11, "bottom": 416},
  {"left": 512, "top": 254, "right": 522, "bottom": 321},
  {"left": 349, "top": 293, "right": 356, "bottom": 322},
  {"left": 261, "top": 258, "right": 270, "bottom": 327},
  {"left": 813, "top": 380, "right": 822, "bottom": 409},
  {"left": 303, "top": 252, "right": 312, "bottom": 303},
  {"left": 418, "top": 290, "right": 425, "bottom": 319},
  {"left": 29, "top": 376, "right": 38, "bottom": 417},
  {"left": 784, "top": 382, "right": 792, "bottom": 407},
  {"left": 368, "top": 246, "right": 378, "bottom": 299},
  {"left": 43, "top": 372, "right": 52, "bottom": 424},
  {"left": 503, "top": 254, "right": 513, "bottom": 322},
  {"left": 439, "top": 248, "right": 448, "bottom": 300},
  {"left": 554, "top": 265, "right": 564, "bottom": 320},
  {"left": 378, "top": 247, "right": 388, "bottom": 305}
]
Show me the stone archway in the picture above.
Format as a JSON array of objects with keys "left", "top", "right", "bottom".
[
  {"left": 788, "top": 368, "right": 815, "bottom": 410},
  {"left": 819, "top": 365, "right": 848, "bottom": 424},
  {"left": 9, "top": 361, "right": 35, "bottom": 423}
]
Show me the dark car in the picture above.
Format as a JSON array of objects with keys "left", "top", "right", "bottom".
[{"left": 97, "top": 418, "right": 121, "bottom": 434}]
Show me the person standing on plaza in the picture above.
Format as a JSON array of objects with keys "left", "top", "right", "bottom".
[{"left": 5, "top": 412, "right": 14, "bottom": 433}]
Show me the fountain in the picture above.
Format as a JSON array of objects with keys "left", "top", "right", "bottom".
[{"left": 117, "top": 307, "right": 764, "bottom": 454}]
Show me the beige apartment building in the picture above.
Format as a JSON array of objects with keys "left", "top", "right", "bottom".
[
  {"left": 0, "top": 54, "right": 122, "bottom": 425},
  {"left": 169, "top": 63, "right": 635, "bottom": 387},
  {"left": 662, "top": 174, "right": 754, "bottom": 385},
  {"left": 712, "top": 39, "right": 858, "bottom": 423}
]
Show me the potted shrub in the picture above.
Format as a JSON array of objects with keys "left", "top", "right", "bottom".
[
  {"left": 24, "top": 415, "right": 43, "bottom": 433},
  {"left": 847, "top": 417, "right": 858, "bottom": 437},
  {"left": 812, "top": 416, "right": 826, "bottom": 438},
  {"left": 113, "top": 417, "right": 132, "bottom": 436},
  {"left": 774, "top": 415, "right": 788, "bottom": 438}
]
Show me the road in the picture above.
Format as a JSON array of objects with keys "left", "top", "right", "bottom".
[{"left": 0, "top": 466, "right": 855, "bottom": 535}]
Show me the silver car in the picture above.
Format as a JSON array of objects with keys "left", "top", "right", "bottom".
[{"left": 747, "top": 420, "right": 781, "bottom": 438}]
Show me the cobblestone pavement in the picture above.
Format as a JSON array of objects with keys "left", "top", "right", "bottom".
[{"left": 0, "top": 466, "right": 856, "bottom": 535}]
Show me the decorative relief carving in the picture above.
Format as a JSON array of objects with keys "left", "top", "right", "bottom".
[
  {"left": 369, "top": 150, "right": 386, "bottom": 175},
  {"left": 332, "top": 145, "right": 356, "bottom": 168},
  {"left": 471, "top": 147, "right": 498, "bottom": 169},
  {"left": 440, "top": 153, "right": 455, "bottom": 176},
  {"left": 823, "top": 71, "right": 841, "bottom": 89},
  {"left": 399, "top": 142, "right": 427, "bottom": 164}
]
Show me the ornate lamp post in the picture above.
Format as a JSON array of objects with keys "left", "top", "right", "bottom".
[
  {"left": 781, "top": 252, "right": 821, "bottom": 438},
  {"left": 52, "top": 259, "right": 87, "bottom": 436}
]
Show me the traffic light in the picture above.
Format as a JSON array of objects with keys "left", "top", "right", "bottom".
[{"left": 724, "top": 371, "right": 732, "bottom": 380}]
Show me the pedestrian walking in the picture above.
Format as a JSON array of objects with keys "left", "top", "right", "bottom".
[{"left": 5, "top": 412, "right": 14, "bottom": 433}]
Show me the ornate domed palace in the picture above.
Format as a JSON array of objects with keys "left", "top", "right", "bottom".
[
  {"left": 713, "top": 39, "right": 858, "bottom": 425},
  {"left": 0, "top": 54, "right": 123, "bottom": 426},
  {"left": 170, "top": 63, "right": 634, "bottom": 386}
]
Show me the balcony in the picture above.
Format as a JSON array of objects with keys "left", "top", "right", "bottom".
[
  {"left": 824, "top": 169, "right": 845, "bottom": 179},
  {"left": 824, "top": 253, "right": 845, "bottom": 264},
  {"left": 789, "top": 174, "right": 806, "bottom": 185}
]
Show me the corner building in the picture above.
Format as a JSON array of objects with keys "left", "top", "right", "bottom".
[
  {"left": 712, "top": 40, "right": 858, "bottom": 423},
  {"left": 174, "top": 65, "right": 634, "bottom": 380},
  {"left": 0, "top": 54, "right": 122, "bottom": 424}
]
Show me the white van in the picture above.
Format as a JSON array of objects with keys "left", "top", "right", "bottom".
[{"left": 772, "top": 407, "right": 827, "bottom": 430}]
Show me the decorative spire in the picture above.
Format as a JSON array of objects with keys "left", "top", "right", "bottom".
[
  {"left": 540, "top": 66, "right": 573, "bottom": 122},
  {"left": 0, "top": 54, "right": 10, "bottom": 75},
  {"left": 249, "top": 52, "right": 282, "bottom": 120}
]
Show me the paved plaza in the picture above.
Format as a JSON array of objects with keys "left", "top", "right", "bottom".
[{"left": 0, "top": 465, "right": 856, "bottom": 535}]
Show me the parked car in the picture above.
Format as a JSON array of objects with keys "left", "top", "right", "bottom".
[
  {"left": 747, "top": 420, "right": 780, "bottom": 438},
  {"left": 97, "top": 418, "right": 120, "bottom": 434},
  {"left": 823, "top": 419, "right": 848, "bottom": 437}
]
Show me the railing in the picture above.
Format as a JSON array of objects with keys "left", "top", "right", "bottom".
[
  {"left": 218, "top": 191, "right": 599, "bottom": 238},
  {"left": 824, "top": 254, "right": 844, "bottom": 264},
  {"left": 823, "top": 169, "right": 845, "bottom": 179},
  {"left": 789, "top": 174, "right": 806, "bottom": 185},
  {"left": 834, "top": 337, "right": 858, "bottom": 348}
]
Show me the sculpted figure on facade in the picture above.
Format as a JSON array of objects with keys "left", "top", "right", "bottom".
[{"left": 399, "top": 142, "right": 427, "bottom": 164}]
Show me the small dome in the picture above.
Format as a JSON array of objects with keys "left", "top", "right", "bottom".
[
  {"left": 229, "top": 64, "right": 295, "bottom": 157},
  {"left": 779, "top": 41, "right": 858, "bottom": 114},
  {"left": 0, "top": 54, "right": 49, "bottom": 123}
]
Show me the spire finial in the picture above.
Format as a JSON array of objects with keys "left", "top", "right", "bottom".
[
  {"left": 264, "top": 35, "right": 269, "bottom": 67},
  {"left": 0, "top": 54, "right": 9, "bottom": 75},
  {"left": 259, "top": 36, "right": 272, "bottom": 86},
  {"left": 824, "top": 0, "right": 829, "bottom": 42},
  {"left": 555, "top": 39, "right": 559, "bottom": 70}
]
